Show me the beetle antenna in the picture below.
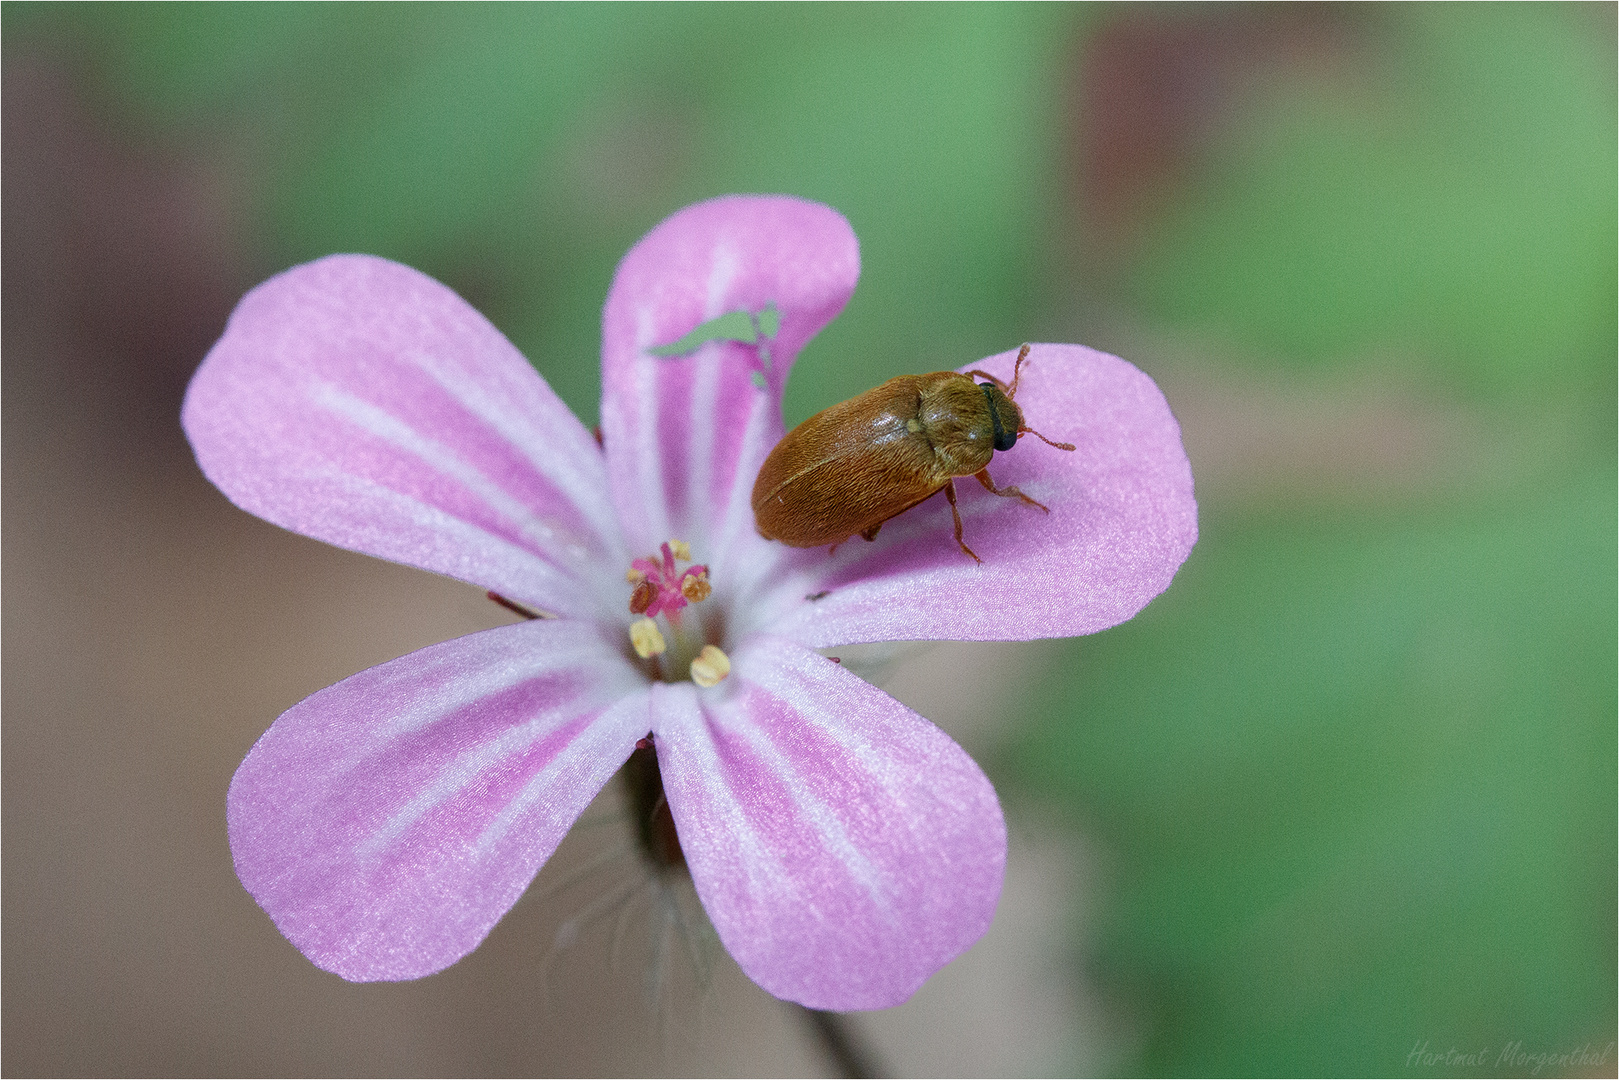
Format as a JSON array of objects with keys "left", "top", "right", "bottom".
[
  {"left": 1007, "top": 344, "right": 1031, "bottom": 398},
  {"left": 1020, "top": 424, "right": 1076, "bottom": 451}
]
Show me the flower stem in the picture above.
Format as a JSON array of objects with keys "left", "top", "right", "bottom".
[
  {"left": 796, "top": 1005, "right": 883, "bottom": 1079},
  {"left": 622, "top": 741, "right": 685, "bottom": 870}
]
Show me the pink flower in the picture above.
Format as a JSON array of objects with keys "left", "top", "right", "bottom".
[{"left": 182, "top": 195, "right": 1196, "bottom": 1010}]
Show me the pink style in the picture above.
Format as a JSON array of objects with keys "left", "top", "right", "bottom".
[{"left": 182, "top": 195, "right": 1197, "bottom": 1011}]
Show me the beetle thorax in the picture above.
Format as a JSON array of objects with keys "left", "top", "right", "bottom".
[{"left": 918, "top": 377, "right": 997, "bottom": 476}]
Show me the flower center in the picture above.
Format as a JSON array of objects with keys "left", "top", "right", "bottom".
[{"left": 624, "top": 539, "right": 729, "bottom": 686}]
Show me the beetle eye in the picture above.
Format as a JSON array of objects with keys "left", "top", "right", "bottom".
[{"left": 981, "top": 384, "right": 1017, "bottom": 452}]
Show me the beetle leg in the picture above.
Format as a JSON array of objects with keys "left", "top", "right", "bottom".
[
  {"left": 943, "top": 480, "right": 982, "bottom": 563},
  {"left": 860, "top": 522, "right": 882, "bottom": 542},
  {"left": 974, "top": 468, "right": 1050, "bottom": 513}
]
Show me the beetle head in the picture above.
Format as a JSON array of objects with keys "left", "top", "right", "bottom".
[{"left": 979, "top": 383, "right": 1024, "bottom": 453}]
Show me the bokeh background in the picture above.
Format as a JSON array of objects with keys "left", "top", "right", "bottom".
[{"left": 4, "top": 3, "right": 1614, "bottom": 1076}]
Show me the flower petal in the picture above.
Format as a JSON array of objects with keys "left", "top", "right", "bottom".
[
  {"left": 651, "top": 635, "right": 1005, "bottom": 1010},
  {"left": 228, "top": 619, "right": 649, "bottom": 981},
  {"left": 599, "top": 196, "right": 860, "bottom": 573},
  {"left": 183, "top": 255, "right": 625, "bottom": 620},
  {"left": 748, "top": 344, "right": 1198, "bottom": 646}
]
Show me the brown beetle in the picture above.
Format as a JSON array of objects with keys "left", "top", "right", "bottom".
[{"left": 752, "top": 344, "right": 1075, "bottom": 563}]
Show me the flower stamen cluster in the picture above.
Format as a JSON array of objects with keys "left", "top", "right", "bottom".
[
  {"left": 625, "top": 540, "right": 726, "bottom": 685},
  {"left": 626, "top": 540, "right": 709, "bottom": 624}
]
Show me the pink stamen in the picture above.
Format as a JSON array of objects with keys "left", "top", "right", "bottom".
[{"left": 625, "top": 542, "right": 711, "bottom": 623}]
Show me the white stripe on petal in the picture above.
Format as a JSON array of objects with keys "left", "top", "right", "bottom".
[
  {"left": 403, "top": 348, "right": 623, "bottom": 559},
  {"left": 348, "top": 625, "right": 627, "bottom": 748},
  {"left": 359, "top": 711, "right": 578, "bottom": 859},
  {"left": 686, "top": 343, "right": 720, "bottom": 547},
  {"left": 310, "top": 381, "right": 574, "bottom": 557},
  {"left": 712, "top": 396, "right": 777, "bottom": 582},
  {"left": 475, "top": 691, "right": 649, "bottom": 857},
  {"left": 629, "top": 305, "right": 671, "bottom": 545},
  {"left": 655, "top": 685, "right": 786, "bottom": 906},
  {"left": 681, "top": 247, "right": 740, "bottom": 543},
  {"left": 723, "top": 707, "right": 895, "bottom": 920},
  {"left": 313, "top": 468, "right": 606, "bottom": 618},
  {"left": 704, "top": 243, "right": 741, "bottom": 317}
]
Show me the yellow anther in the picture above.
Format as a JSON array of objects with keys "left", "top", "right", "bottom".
[
  {"left": 681, "top": 570, "right": 712, "bottom": 603},
  {"left": 626, "top": 567, "right": 646, "bottom": 584},
  {"left": 629, "top": 617, "right": 667, "bottom": 658},
  {"left": 668, "top": 538, "right": 692, "bottom": 562},
  {"left": 690, "top": 644, "right": 731, "bottom": 688}
]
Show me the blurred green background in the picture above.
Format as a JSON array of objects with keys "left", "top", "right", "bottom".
[{"left": 3, "top": 3, "right": 1613, "bottom": 1076}]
